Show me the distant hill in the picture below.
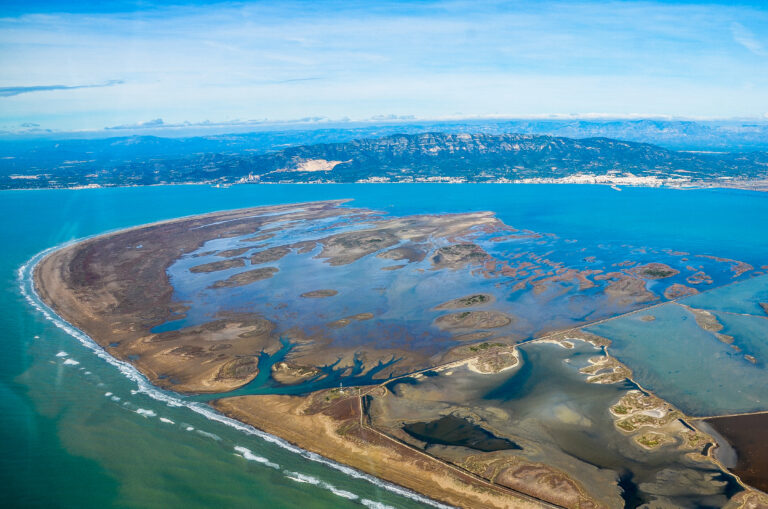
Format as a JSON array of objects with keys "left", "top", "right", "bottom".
[{"left": 2, "top": 132, "right": 767, "bottom": 189}]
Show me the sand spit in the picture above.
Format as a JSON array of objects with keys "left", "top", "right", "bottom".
[
  {"left": 33, "top": 199, "right": 761, "bottom": 507},
  {"left": 33, "top": 201, "right": 353, "bottom": 393},
  {"left": 213, "top": 392, "right": 547, "bottom": 509}
]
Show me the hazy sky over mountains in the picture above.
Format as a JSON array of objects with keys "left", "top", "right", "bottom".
[{"left": 1, "top": 0, "right": 767, "bottom": 133}]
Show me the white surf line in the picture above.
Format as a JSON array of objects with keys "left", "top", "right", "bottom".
[
  {"left": 282, "top": 470, "right": 365, "bottom": 503},
  {"left": 234, "top": 446, "right": 280, "bottom": 469},
  {"left": 18, "top": 243, "right": 453, "bottom": 509}
]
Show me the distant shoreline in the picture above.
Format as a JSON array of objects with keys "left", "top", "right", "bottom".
[{"left": 3, "top": 179, "right": 768, "bottom": 192}]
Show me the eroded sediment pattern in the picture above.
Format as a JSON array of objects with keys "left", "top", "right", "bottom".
[{"left": 35, "top": 200, "right": 768, "bottom": 508}]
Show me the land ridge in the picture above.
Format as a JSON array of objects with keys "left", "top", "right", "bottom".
[{"left": 5, "top": 132, "right": 768, "bottom": 189}]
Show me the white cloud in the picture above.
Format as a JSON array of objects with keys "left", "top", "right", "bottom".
[
  {"left": 1, "top": 1, "right": 768, "bottom": 131},
  {"left": 731, "top": 22, "right": 767, "bottom": 57}
]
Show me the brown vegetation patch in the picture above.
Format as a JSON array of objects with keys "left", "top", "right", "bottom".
[
  {"left": 431, "top": 243, "right": 489, "bottom": 270},
  {"left": 271, "top": 361, "right": 321, "bottom": 385},
  {"left": 327, "top": 312, "right": 375, "bottom": 329},
  {"left": 435, "top": 293, "right": 495, "bottom": 310},
  {"left": 250, "top": 246, "right": 291, "bottom": 264},
  {"left": 434, "top": 310, "right": 512, "bottom": 330},
  {"left": 632, "top": 262, "right": 679, "bottom": 279},
  {"left": 216, "top": 247, "right": 250, "bottom": 257},
  {"left": 377, "top": 245, "right": 426, "bottom": 263},
  {"left": 242, "top": 233, "right": 275, "bottom": 242},
  {"left": 680, "top": 304, "right": 734, "bottom": 344},
  {"left": 217, "top": 356, "right": 259, "bottom": 380},
  {"left": 600, "top": 274, "right": 656, "bottom": 305},
  {"left": 664, "top": 283, "right": 699, "bottom": 299},
  {"left": 318, "top": 230, "right": 400, "bottom": 265},
  {"left": 453, "top": 331, "right": 495, "bottom": 342},
  {"left": 300, "top": 289, "right": 338, "bottom": 298},
  {"left": 189, "top": 258, "right": 246, "bottom": 273},
  {"left": 210, "top": 267, "right": 279, "bottom": 288}
]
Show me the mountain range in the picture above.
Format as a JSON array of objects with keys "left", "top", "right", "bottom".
[{"left": 2, "top": 131, "right": 767, "bottom": 189}]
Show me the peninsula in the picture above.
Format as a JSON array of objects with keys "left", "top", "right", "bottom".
[{"left": 34, "top": 200, "right": 768, "bottom": 508}]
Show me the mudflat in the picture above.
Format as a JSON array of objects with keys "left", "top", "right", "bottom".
[{"left": 34, "top": 199, "right": 768, "bottom": 508}]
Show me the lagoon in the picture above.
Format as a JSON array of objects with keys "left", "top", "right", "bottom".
[{"left": 3, "top": 183, "right": 767, "bottom": 507}]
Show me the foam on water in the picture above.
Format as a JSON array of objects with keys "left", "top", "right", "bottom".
[
  {"left": 136, "top": 408, "right": 156, "bottom": 418},
  {"left": 285, "top": 472, "right": 320, "bottom": 485},
  {"left": 19, "top": 244, "right": 453, "bottom": 509},
  {"left": 283, "top": 471, "right": 362, "bottom": 501},
  {"left": 234, "top": 446, "right": 280, "bottom": 469},
  {"left": 326, "top": 486, "right": 358, "bottom": 500},
  {"left": 55, "top": 351, "right": 68, "bottom": 357},
  {"left": 362, "top": 500, "right": 397, "bottom": 509},
  {"left": 62, "top": 358, "right": 79, "bottom": 366},
  {"left": 196, "top": 429, "right": 222, "bottom": 441}
]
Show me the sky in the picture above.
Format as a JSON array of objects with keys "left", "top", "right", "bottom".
[{"left": 1, "top": 0, "right": 767, "bottom": 134}]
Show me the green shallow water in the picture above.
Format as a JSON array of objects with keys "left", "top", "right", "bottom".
[{"left": 1, "top": 183, "right": 767, "bottom": 507}]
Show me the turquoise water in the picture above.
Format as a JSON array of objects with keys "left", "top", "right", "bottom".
[
  {"left": 2, "top": 184, "right": 767, "bottom": 507},
  {"left": 586, "top": 302, "right": 768, "bottom": 416},
  {"left": 683, "top": 274, "right": 768, "bottom": 315},
  {"left": 586, "top": 273, "right": 768, "bottom": 417}
]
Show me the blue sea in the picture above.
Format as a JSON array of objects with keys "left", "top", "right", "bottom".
[{"left": 2, "top": 183, "right": 767, "bottom": 507}]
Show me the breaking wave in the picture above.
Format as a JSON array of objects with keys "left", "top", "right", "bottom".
[{"left": 19, "top": 242, "right": 453, "bottom": 509}]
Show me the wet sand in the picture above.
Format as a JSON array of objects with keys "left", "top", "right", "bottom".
[
  {"left": 33, "top": 199, "right": 767, "bottom": 508},
  {"left": 213, "top": 392, "right": 548, "bottom": 509}
]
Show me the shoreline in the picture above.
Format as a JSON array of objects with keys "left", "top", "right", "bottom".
[
  {"left": 26, "top": 206, "right": 768, "bottom": 508},
  {"left": 3, "top": 179, "right": 768, "bottom": 193},
  {"left": 212, "top": 393, "right": 550, "bottom": 509},
  {"left": 21, "top": 242, "right": 456, "bottom": 509},
  {"left": 28, "top": 204, "right": 553, "bottom": 508}
]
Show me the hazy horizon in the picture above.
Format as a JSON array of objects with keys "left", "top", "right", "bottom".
[{"left": 2, "top": 0, "right": 768, "bottom": 135}]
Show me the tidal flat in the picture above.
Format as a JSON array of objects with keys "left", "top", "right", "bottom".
[{"left": 32, "top": 195, "right": 768, "bottom": 508}]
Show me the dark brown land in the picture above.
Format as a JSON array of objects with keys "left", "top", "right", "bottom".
[
  {"left": 34, "top": 200, "right": 762, "bottom": 509},
  {"left": 189, "top": 257, "right": 246, "bottom": 273},
  {"left": 299, "top": 289, "right": 338, "bottom": 298},
  {"left": 33, "top": 200, "right": 358, "bottom": 393},
  {"left": 705, "top": 413, "right": 768, "bottom": 493},
  {"left": 210, "top": 267, "right": 278, "bottom": 288}
]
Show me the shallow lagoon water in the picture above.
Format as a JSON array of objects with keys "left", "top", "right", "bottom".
[
  {"left": 587, "top": 277, "right": 768, "bottom": 416},
  {"left": 2, "top": 183, "right": 767, "bottom": 507},
  {"left": 682, "top": 275, "right": 768, "bottom": 315},
  {"left": 152, "top": 186, "right": 763, "bottom": 400},
  {"left": 373, "top": 341, "right": 741, "bottom": 508}
]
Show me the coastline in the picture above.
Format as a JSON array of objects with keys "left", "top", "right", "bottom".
[
  {"left": 28, "top": 204, "right": 555, "bottom": 508},
  {"left": 26, "top": 204, "right": 768, "bottom": 509},
  {"left": 4, "top": 179, "right": 768, "bottom": 192},
  {"left": 212, "top": 394, "right": 547, "bottom": 509},
  {"left": 21, "top": 242, "right": 458, "bottom": 509}
]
